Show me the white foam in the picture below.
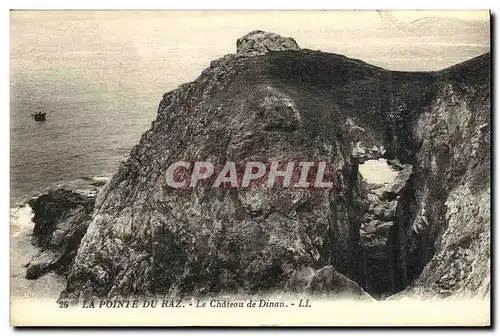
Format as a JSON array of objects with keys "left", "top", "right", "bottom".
[
  {"left": 91, "top": 176, "right": 110, "bottom": 182},
  {"left": 10, "top": 206, "right": 34, "bottom": 238},
  {"left": 10, "top": 206, "right": 66, "bottom": 300}
]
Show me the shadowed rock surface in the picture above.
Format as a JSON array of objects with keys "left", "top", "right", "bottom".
[
  {"left": 36, "top": 31, "right": 489, "bottom": 302},
  {"left": 25, "top": 188, "right": 99, "bottom": 279},
  {"left": 391, "top": 55, "right": 491, "bottom": 299},
  {"left": 285, "top": 265, "right": 374, "bottom": 300}
]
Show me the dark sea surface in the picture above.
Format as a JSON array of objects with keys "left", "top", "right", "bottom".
[{"left": 10, "top": 75, "right": 158, "bottom": 205}]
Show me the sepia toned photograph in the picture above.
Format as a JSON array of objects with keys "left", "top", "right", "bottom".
[{"left": 9, "top": 10, "right": 491, "bottom": 326}]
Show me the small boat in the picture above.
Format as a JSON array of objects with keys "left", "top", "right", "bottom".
[{"left": 32, "top": 112, "right": 46, "bottom": 121}]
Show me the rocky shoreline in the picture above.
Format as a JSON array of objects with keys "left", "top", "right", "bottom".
[
  {"left": 17, "top": 31, "right": 490, "bottom": 303},
  {"left": 22, "top": 185, "right": 376, "bottom": 301},
  {"left": 25, "top": 188, "right": 97, "bottom": 280},
  {"left": 13, "top": 178, "right": 109, "bottom": 292}
]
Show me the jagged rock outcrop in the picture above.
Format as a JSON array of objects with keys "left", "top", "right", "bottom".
[
  {"left": 236, "top": 30, "right": 299, "bottom": 57},
  {"left": 285, "top": 265, "right": 373, "bottom": 300},
  {"left": 56, "top": 31, "right": 490, "bottom": 302},
  {"left": 25, "top": 188, "right": 97, "bottom": 279}
]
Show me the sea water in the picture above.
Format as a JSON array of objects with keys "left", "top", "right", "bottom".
[{"left": 10, "top": 206, "right": 66, "bottom": 301}]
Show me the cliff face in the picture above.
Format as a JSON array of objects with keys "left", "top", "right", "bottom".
[
  {"left": 396, "top": 54, "right": 491, "bottom": 299},
  {"left": 55, "top": 32, "right": 489, "bottom": 302}
]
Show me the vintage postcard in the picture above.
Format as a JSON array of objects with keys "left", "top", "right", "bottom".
[{"left": 10, "top": 10, "right": 491, "bottom": 326}]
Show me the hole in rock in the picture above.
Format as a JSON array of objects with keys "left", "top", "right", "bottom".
[{"left": 359, "top": 158, "right": 399, "bottom": 186}]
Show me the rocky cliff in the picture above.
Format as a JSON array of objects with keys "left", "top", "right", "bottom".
[
  {"left": 34, "top": 31, "right": 488, "bottom": 302},
  {"left": 25, "top": 188, "right": 98, "bottom": 280},
  {"left": 395, "top": 54, "right": 491, "bottom": 299}
]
